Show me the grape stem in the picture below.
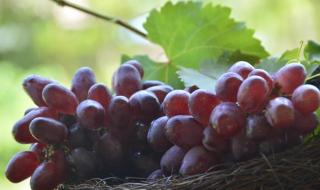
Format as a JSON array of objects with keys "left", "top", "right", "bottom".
[{"left": 51, "top": 0, "right": 147, "bottom": 39}]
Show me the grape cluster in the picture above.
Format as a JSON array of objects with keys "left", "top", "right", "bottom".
[{"left": 5, "top": 60, "right": 320, "bottom": 189}]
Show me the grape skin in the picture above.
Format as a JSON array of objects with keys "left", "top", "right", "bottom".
[
  {"left": 163, "top": 90, "right": 190, "bottom": 117},
  {"left": 248, "top": 69, "right": 274, "bottom": 90},
  {"left": 231, "top": 131, "right": 258, "bottom": 161},
  {"left": 142, "top": 80, "right": 165, "bottom": 89},
  {"left": 68, "top": 148, "right": 98, "bottom": 179},
  {"left": 246, "top": 114, "right": 272, "bottom": 142},
  {"left": 88, "top": 83, "right": 112, "bottom": 111},
  {"left": 160, "top": 145, "right": 186, "bottom": 176},
  {"left": 228, "top": 61, "right": 254, "bottom": 79},
  {"left": 71, "top": 67, "right": 96, "bottom": 102},
  {"left": 147, "top": 116, "right": 172, "bottom": 153},
  {"left": 76, "top": 100, "right": 105, "bottom": 129},
  {"left": 147, "top": 169, "right": 164, "bottom": 181},
  {"left": 108, "top": 96, "right": 132, "bottom": 128},
  {"left": 202, "top": 127, "right": 228, "bottom": 153},
  {"left": 215, "top": 72, "right": 243, "bottom": 102},
  {"left": 291, "top": 84, "right": 320, "bottom": 114},
  {"left": 293, "top": 111, "right": 319, "bottom": 135},
  {"left": 146, "top": 85, "right": 173, "bottom": 103},
  {"left": 125, "top": 60, "right": 144, "bottom": 78}
]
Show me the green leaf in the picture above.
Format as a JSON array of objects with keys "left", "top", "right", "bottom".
[
  {"left": 304, "top": 40, "right": 320, "bottom": 62},
  {"left": 143, "top": 1, "right": 268, "bottom": 88},
  {"left": 177, "top": 67, "right": 215, "bottom": 92},
  {"left": 121, "top": 55, "right": 184, "bottom": 89}
]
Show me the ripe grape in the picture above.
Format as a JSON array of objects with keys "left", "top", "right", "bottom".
[
  {"left": 30, "top": 143, "right": 46, "bottom": 160},
  {"left": 146, "top": 85, "right": 173, "bottom": 103},
  {"left": 112, "top": 63, "right": 142, "bottom": 98},
  {"left": 142, "top": 80, "right": 165, "bottom": 89},
  {"left": 59, "top": 114, "right": 77, "bottom": 127},
  {"left": 293, "top": 111, "right": 319, "bottom": 135},
  {"left": 76, "top": 100, "right": 105, "bottom": 129},
  {"left": 179, "top": 146, "right": 218, "bottom": 176},
  {"left": 165, "top": 115, "right": 204, "bottom": 149},
  {"left": 29, "top": 117, "right": 68, "bottom": 144},
  {"left": 210, "top": 102, "right": 246, "bottom": 138},
  {"left": 129, "top": 90, "right": 160, "bottom": 122},
  {"left": 237, "top": 76, "right": 269, "bottom": 113},
  {"left": 163, "top": 90, "right": 190, "bottom": 117},
  {"left": 88, "top": 83, "right": 112, "bottom": 110},
  {"left": 68, "top": 123, "right": 92, "bottom": 149},
  {"left": 23, "top": 75, "right": 54, "bottom": 107},
  {"left": 12, "top": 107, "right": 59, "bottom": 144},
  {"left": 71, "top": 67, "right": 96, "bottom": 102},
  {"left": 147, "top": 116, "right": 172, "bottom": 153},
  {"left": 292, "top": 84, "right": 320, "bottom": 114},
  {"left": 189, "top": 89, "right": 221, "bottom": 126},
  {"left": 231, "top": 131, "right": 258, "bottom": 161},
  {"left": 5, "top": 151, "right": 40, "bottom": 183},
  {"left": 265, "top": 97, "right": 295, "bottom": 129},
  {"left": 274, "top": 63, "right": 306, "bottom": 94},
  {"left": 202, "top": 127, "right": 228, "bottom": 153},
  {"left": 215, "top": 72, "right": 243, "bottom": 102},
  {"left": 160, "top": 145, "right": 187, "bottom": 176},
  {"left": 228, "top": 61, "right": 254, "bottom": 79},
  {"left": 147, "top": 169, "right": 164, "bottom": 181},
  {"left": 42, "top": 83, "right": 79, "bottom": 114},
  {"left": 108, "top": 96, "right": 131, "bottom": 127},
  {"left": 246, "top": 114, "right": 272, "bottom": 142},
  {"left": 24, "top": 108, "right": 38, "bottom": 116},
  {"left": 248, "top": 69, "right": 274, "bottom": 90},
  {"left": 125, "top": 60, "right": 144, "bottom": 78},
  {"left": 68, "top": 148, "right": 98, "bottom": 179}
]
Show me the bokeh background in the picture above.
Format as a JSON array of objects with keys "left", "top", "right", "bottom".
[{"left": 0, "top": 0, "right": 319, "bottom": 189}]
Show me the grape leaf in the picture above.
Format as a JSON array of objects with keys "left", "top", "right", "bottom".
[
  {"left": 177, "top": 67, "right": 215, "bottom": 92},
  {"left": 304, "top": 40, "right": 320, "bottom": 62},
  {"left": 121, "top": 55, "right": 184, "bottom": 88}
]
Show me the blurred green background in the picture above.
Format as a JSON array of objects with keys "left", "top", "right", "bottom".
[{"left": 0, "top": 0, "right": 319, "bottom": 189}]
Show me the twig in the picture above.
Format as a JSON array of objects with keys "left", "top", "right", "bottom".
[{"left": 51, "top": 0, "right": 147, "bottom": 38}]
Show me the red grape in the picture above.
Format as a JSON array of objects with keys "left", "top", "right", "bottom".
[
  {"left": 237, "top": 76, "right": 269, "bottom": 113},
  {"left": 265, "top": 97, "right": 295, "bottom": 129},
  {"left": 165, "top": 115, "right": 204, "bottom": 149},
  {"left": 246, "top": 114, "right": 272, "bottom": 142},
  {"left": 68, "top": 123, "right": 92, "bottom": 149},
  {"left": 248, "top": 69, "right": 274, "bottom": 90},
  {"left": 23, "top": 75, "right": 54, "bottom": 107},
  {"left": 292, "top": 84, "right": 320, "bottom": 114},
  {"left": 274, "top": 63, "right": 306, "bottom": 94},
  {"left": 68, "top": 148, "right": 98, "bottom": 179},
  {"left": 112, "top": 64, "right": 142, "bottom": 98},
  {"left": 88, "top": 83, "right": 112, "bottom": 111},
  {"left": 5, "top": 151, "right": 40, "bottom": 183},
  {"left": 71, "top": 67, "right": 96, "bottom": 102},
  {"left": 179, "top": 146, "right": 218, "bottom": 175},
  {"left": 142, "top": 80, "right": 165, "bottom": 89},
  {"left": 29, "top": 117, "right": 68, "bottom": 144},
  {"left": 124, "top": 60, "right": 144, "bottom": 78},
  {"left": 30, "top": 143, "right": 46, "bottom": 160},
  {"left": 76, "top": 100, "right": 105, "bottom": 129},
  {"left": 12, "top": 107, "right": 59, "bottom": 144},
  {"left": 108, "top": 96, "right": 131, "bottom": 127},
  {"left": 202, "top": 127, "right": 228, "bottom": 153},
  {"left": 129, "top": 90, "right": 160, "bottom": 122},
  {"left": 189, "top": 89, "right": 221, "bottom": 126},
  {"left": 163, "top": 90, "right": 190, "bottom": 117},
  {"left": 42, "top": 83, "right": 79, "bottom": 114},
  {"left": 293, "top": 111, "right": 318, "bottom": 135},
  {"left": 215, "top": 72, "right": 243, "bottom": 102},
  {"left": 231, "top": 131, "right": 258, "bottom": 161},
  {"left": 146, "top": 85, "right": 173, "bottom": 103},
  {"left": 160, "top": 145, "right": 187, "bottom": 176},
  {"left": 228, "top": 61, "right": 254, "bottom": 79},
  {"left": 210, "top": 102, "right": 246, "bottom": 138},
  {"left": 147, "top": 116, "right": 172, "bottom": 153},
  {"left": 147, "top": 169, "right": 164, "bottom": 181}
]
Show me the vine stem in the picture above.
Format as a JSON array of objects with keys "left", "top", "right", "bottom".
[{"left": 51, "top": 0, "right": 147, "bottom": 38}]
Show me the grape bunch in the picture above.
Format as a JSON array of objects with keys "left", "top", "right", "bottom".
[{"left": 5, "top": 60, "right": 320, "bottom": 189}]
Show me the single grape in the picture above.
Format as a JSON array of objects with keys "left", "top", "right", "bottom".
[
  {"left": 231, "top": 130, "right": 258, "bottom": 161},
  {"left": 142, "top": 80, "right": 165, "bottom": 89},
  {"left": 179, "top": 146, "right": 218, "bottom": 176},
  {"left": 59, "top": 114, "right": 77, "bottom": 127},
  {"left": 293, "top": 111, "right": 319, "bottom": 135},
  {"left": 215, "top": 72, "right": 243, "bottom": 102},
  {"left": 274, "top": 63, "right": 306, "bottom": 94},
  {"left": 228, "top": 61, "right": 254, "bottom": 79},
  {"left": 29, "top": 117, "right": 68, "bottom": 144},
  {"left": 12, "top": 107, "right": 59, "bottom": 144},
  {"left": 146, "top": 85, "right": 173, "bottom": 103},
  {"left": 108, "top": 96, "right": 131, "bottom": 128},
  {"left": 68, "top": 148, "right": 98, "bottom": 179},
  {"left": 189, "top": 89, "right": 221, "bottom": 126},
  {"left": 248, "top": 69, "right": 274, "bottom": 90},
  {"left": 23, "top": 75, "right": 54, "bottom": 106},
  {"left": 237, "top": 76, "right": 269, "bottom": 113},
  {"left": 292, "top": 84, "right": 320, "bottom": 114},
  {"left": 68, "top": 123, "right": 92, "bottom": 149},
  {"left": 184, "top": 85, "right": 199, "bottom": 93},
  {"left": 112, "top": 64, "right": 142, "bottom": 98},
  {"left": 30, "top": 143, "right": 46, "bottom": 160},
  {"left": 42, "top": 83, "right": 79, "bottom": 114},
  {"left": 210, "top": 102, "right": 246, "bottom": 138},
  {"left": 147, "top": 116, "right": 172, "bottom": 153},
  {"left": 24, "top": 108, "right": 38, "bottom": 116},
  {"left": 147, "top": 169, "right": 164, "bottom": 181},
  {"left": 76, "top": 100, "right": 105, "bottom": 129},
  {"left": 5, "top": 151, "right": 40, "bottom": 183},
  {"left": 71, "top": 67, "right": 96, "bottom": 102},
  {"left": 160, "top": 145, "right": 187, "bottom": 176},
  {"left": 88, "top": 83, "right": 112, "bottom": 110},
  {"left": 202, "top": 127, "right": 228, "bottom": 153},
  {"left": 265, "top": 97, "right": 295, "bottom": 129},
  {"left": 165, "top": 115, "right": 204, "bottom": 149},
  {"left": 246, "top": 114, "right": 272, "bottom": 142},
  {"left": 124, "top": 60, "right": 144, "bottom": 78},
  {"left": 163, "top": 90, "right": 190, "bottom": 117}
]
